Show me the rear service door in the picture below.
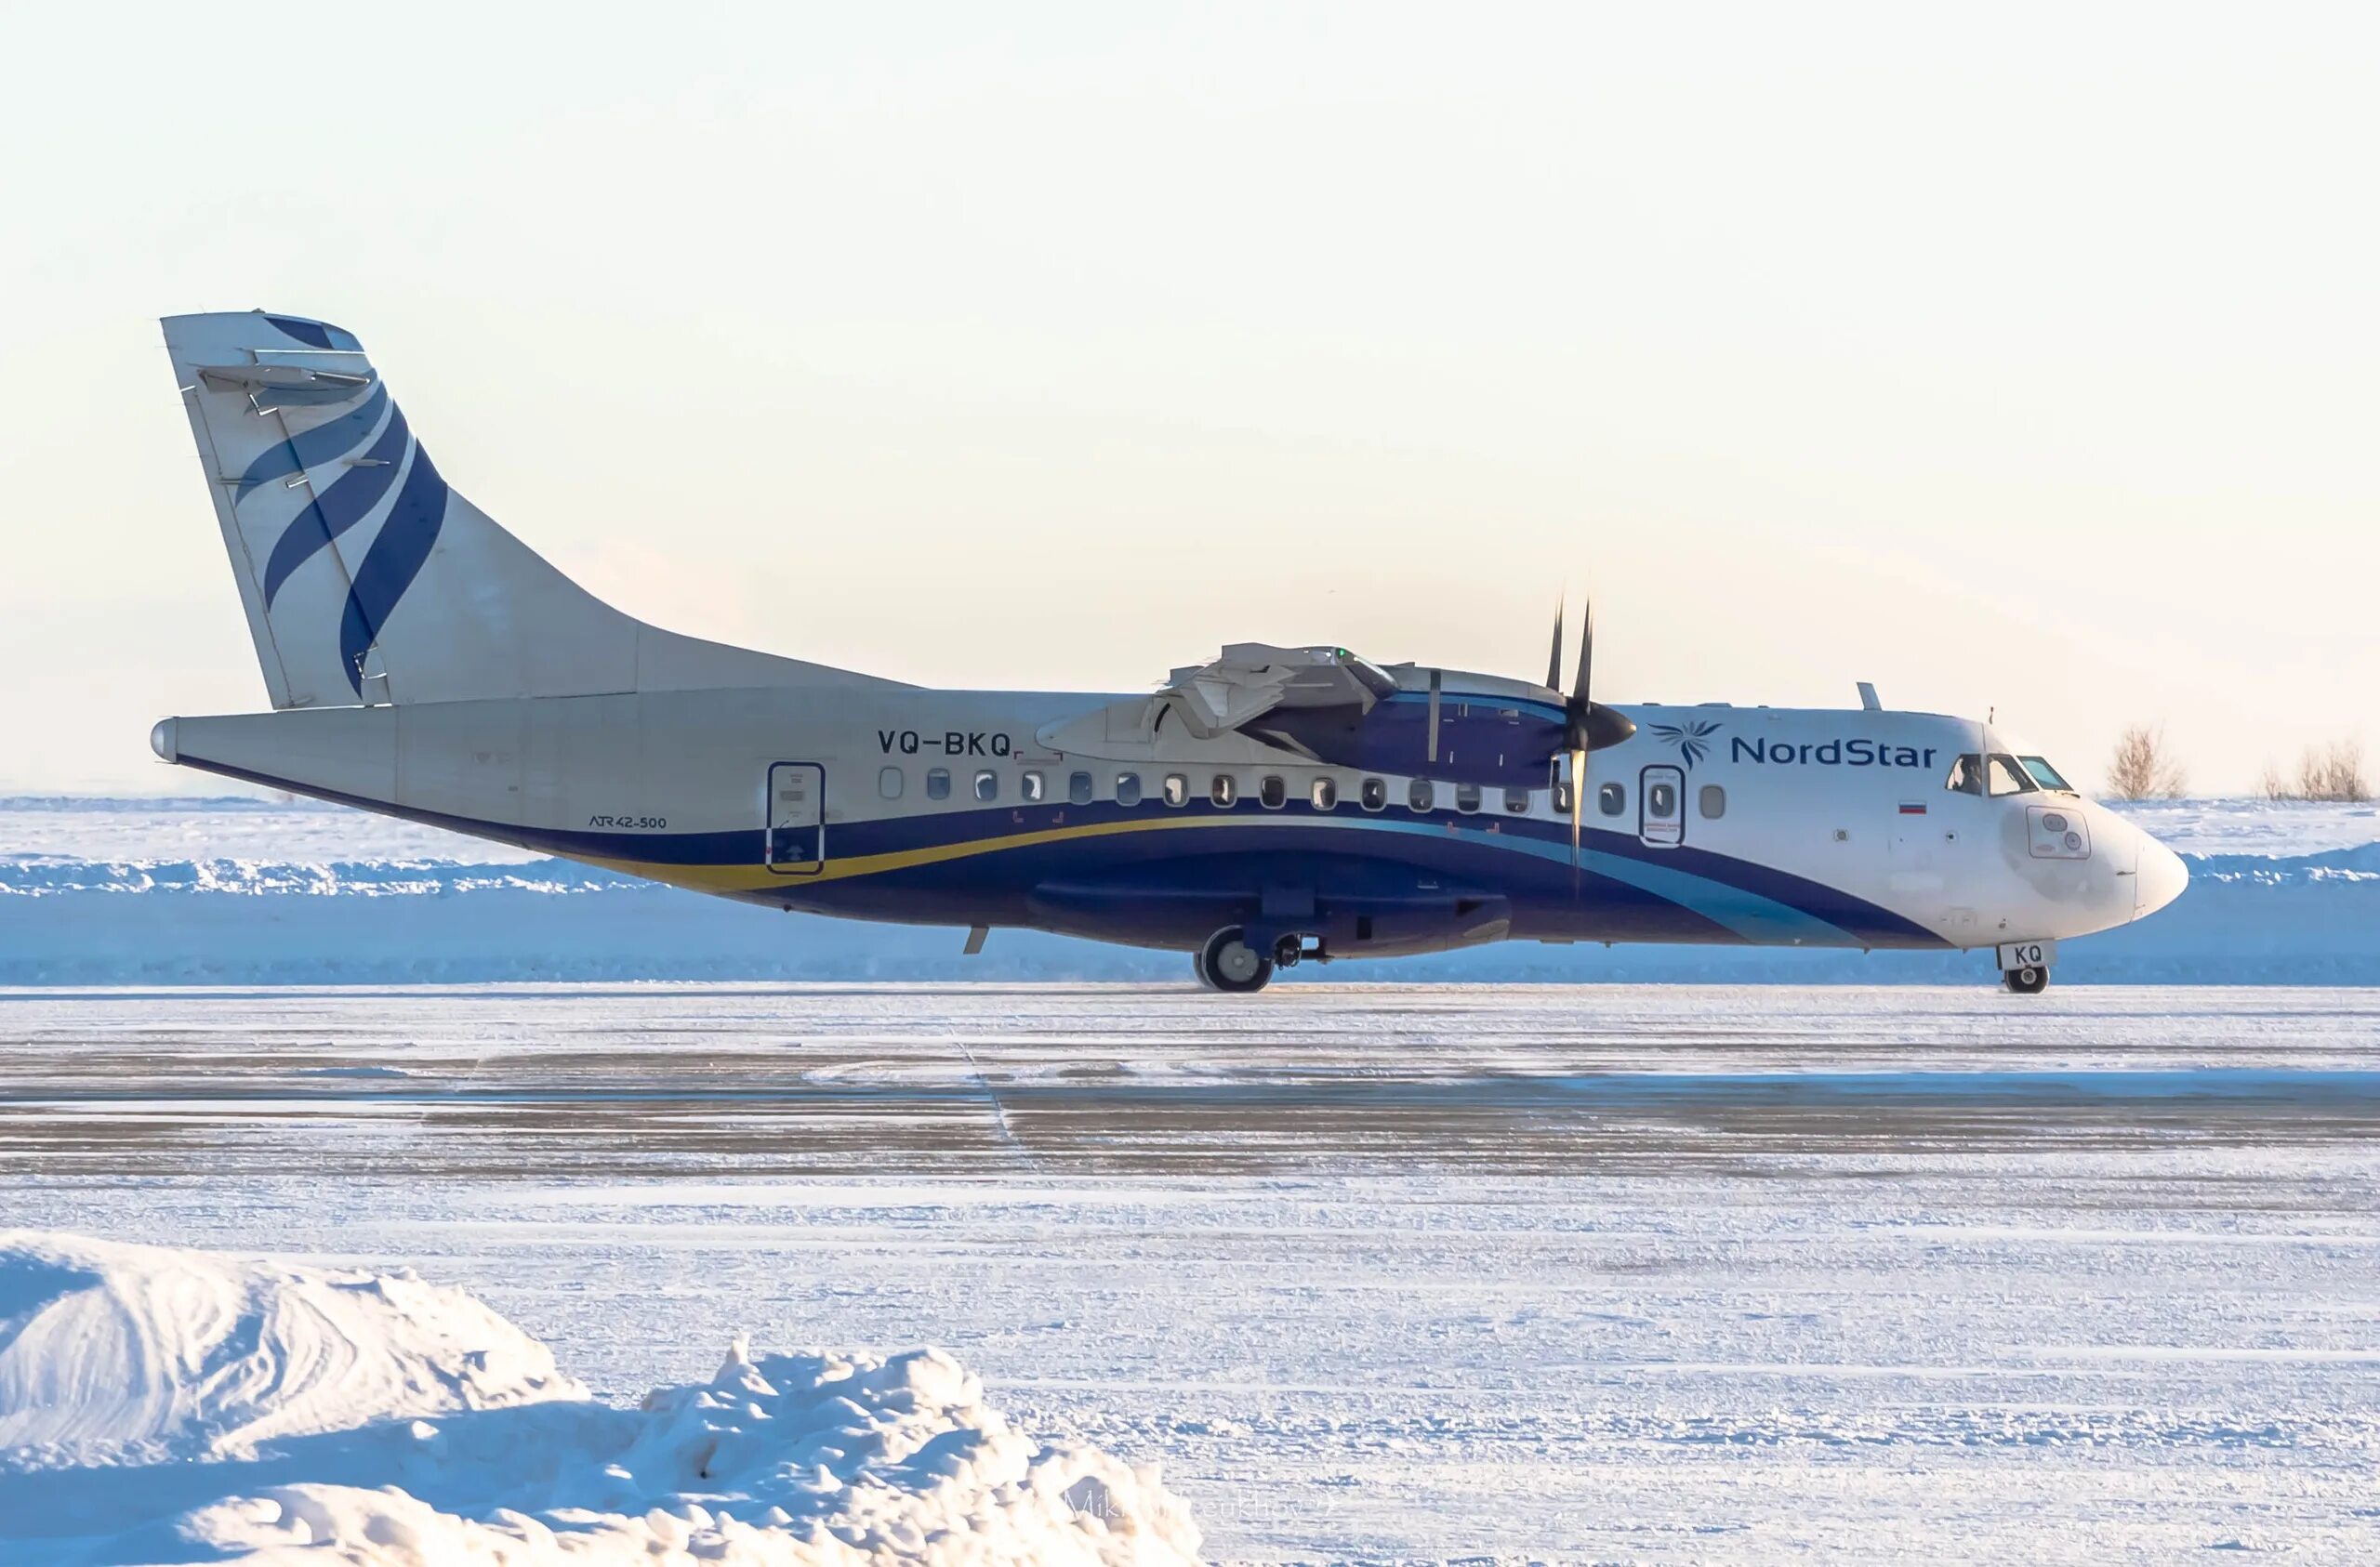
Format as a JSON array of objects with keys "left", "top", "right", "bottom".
[
  {"left": 1639, "top": 765, "right": 1685, "bottom": 848},
  {"left": 766, "top": 762, "right": 826, "bottom": 875}
]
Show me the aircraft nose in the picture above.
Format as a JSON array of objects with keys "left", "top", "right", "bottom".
[{"left": 2134, "top": 833, "right": 2189, "bottom": 920}]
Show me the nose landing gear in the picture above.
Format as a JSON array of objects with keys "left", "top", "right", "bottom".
[{"left": 1996, "top": 940, "right": 2055, "bottom": 994}]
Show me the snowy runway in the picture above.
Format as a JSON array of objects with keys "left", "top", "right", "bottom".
[{"left": 5, "top": 984, "right": 2378, "bottom": 1561}]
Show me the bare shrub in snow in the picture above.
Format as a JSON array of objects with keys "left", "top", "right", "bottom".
[
  {"left": 2294, "top": 739, "right": 2372, "bottom": 802},
  {"left": 2106, "top": 724, "right": 2187, "bottom": 800}
]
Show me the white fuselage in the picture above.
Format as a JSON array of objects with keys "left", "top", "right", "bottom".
[{"left": 153, "top": 689, "right": 2188, "bottom": 962}]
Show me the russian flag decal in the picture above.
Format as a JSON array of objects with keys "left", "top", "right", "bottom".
[{"left": 1899, "top": 801, "right": 1928, "bottom": 815}]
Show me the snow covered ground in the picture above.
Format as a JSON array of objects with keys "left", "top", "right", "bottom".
[
  {"left": 3, "top": 984, "right": 2376, "bottom": 1561},
  {"left": 4, "top": 795, "right": 2378, "bottom": 983}
]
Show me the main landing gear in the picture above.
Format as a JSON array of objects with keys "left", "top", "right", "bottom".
[{"left": 1194, "top": 927, "right": 1274, "bottom": 992}]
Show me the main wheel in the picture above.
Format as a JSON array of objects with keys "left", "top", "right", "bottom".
[
  {"left": 2004, "top": 965, "right": 2049, "bottom": 994},
  {"left": 1197, "top": 926, "right": 1274, "bottom": 993}
]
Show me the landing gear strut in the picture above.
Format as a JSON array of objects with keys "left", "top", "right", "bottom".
[
  {"left": 2003, "top": 965, "right": 2049, "bottom": 995},
  {"left": 1194, "top": 926, "right": 1274, "bottom": 993}
]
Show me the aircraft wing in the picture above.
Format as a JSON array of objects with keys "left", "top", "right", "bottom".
[{"left": 1157, "top": 644, "right": 1400, "bottom": 740}]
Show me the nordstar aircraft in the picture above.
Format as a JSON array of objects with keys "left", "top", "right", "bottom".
[{"left": 151, "top": 310, "right": 2188, "bottom": 993}]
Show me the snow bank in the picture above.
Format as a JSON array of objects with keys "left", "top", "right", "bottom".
[
  {"left": 5, "top": 795, "right": 2379, "bottom": 984},
  {"left": 0, "top": 1231, "right": 577, "bottom": 1463},
  {"left": 0, "top": 1233, "right": 1202, "bottom": 1566}
]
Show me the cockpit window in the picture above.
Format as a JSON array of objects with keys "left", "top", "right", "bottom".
[
  {"left": 1944, "top": 754, "right": 1985, "bottom": 796},
  {"left": 1986, "top": 754, "right": 2034, "bottom": 797},
  {"left": 2018, "top": 755, "right": 2073, "bottom": 792}
]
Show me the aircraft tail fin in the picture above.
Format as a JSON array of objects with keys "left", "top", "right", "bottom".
[{"left": 163, "top": 310, "right": 890, "bottom": 709}]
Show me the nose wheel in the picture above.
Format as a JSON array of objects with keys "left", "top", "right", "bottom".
[
  {"left": 2003, "top": 965, "right": 2049, "bottom": 995},
  {"left": 1194, "top": 926, "right": 1274, "bottom": 993}
]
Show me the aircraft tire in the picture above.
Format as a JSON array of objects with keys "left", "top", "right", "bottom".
[
  {"left": 1197, "top": 927, "right": 1275, "bottom": 994},
  {"left": 2004, "top": 965, "right": 2049, "bottom": 995}
]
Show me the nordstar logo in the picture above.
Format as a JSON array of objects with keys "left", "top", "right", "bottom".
[
  {"left": 1648, "top": 719, "right": 1723, "bottom": 769},
  {"left": 1730, "top": 735, "right": 1939, "bottom": 770}
]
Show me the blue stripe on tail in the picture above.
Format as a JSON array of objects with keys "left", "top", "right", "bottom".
[
  {"left": 259, "top": 403, "right": 412, "bottom": 608},
  {"left": 236, "top": 384, "right": 388, "bottom": 499},
  {"left": 337, "top": 446, "right": 450, "bottom": 693},
  {"left": 263, "top": 315, "right": 364, "bottom": 352}
]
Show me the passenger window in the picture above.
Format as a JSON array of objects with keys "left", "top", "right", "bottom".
[
  {"left": 1699, "top": 784, "right": 1726, "bottom": 819},
  {"left": 973, "top": 770, "right": 999, "bottom": 802},
  {"left": 1068, "top": 770, "right": 1093, "bottom": 806},
  {"left": 1210, "top": 774, "right": 1237, "bottom": 807},
  {"left": 1598, "top": 782, "right": 1626, "bottom": 816},
  {"left": 1311, "top": 777, "right": 1339, "bottom": 810},
  {"left": 1260, "top": 775, "right": 1287, "bottom": 809},
  {"left": 1648, "top": 780, "right": 1678, "bottom": 816},
  {"left": 1360, "top": 777, "right": 1387, "bottom": 811},
  {"left": 1454, "top": 783, "right": 1482, "bottom": 813},
  {"left": 1162, "top": 773, "right": 1188, "bottom": 807},
  {"left": 1408, "top": 779, "right": 1435, "bottom": 811},
  {"left": 1986, "top": 754, "right": 2033, "bottom": 797},
  {"left": 1503, "top": 787, "right": 1530, "bottom": 813},
  {"left": 1553, "top": 781, "right": 1573, "bottom": 814},
  {"left": 926, "top": 768, "right": 951, "bottom": 801},
  {"left": 1116, "top": 772, "right": 1143, "bottom": 807},
  {"left": 878, "top": 766, "right": 904, "bottom": 800},
  {"left": 1021, "top": 770, "right": 1046, "bottom": 803},
  {"left": 1944, "top": 754, "right": 1985, "bottom": 796}
]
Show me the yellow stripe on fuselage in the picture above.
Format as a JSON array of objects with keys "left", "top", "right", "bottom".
[{"left": 577, "top": 811, "right": 1482, "bottom": 898}]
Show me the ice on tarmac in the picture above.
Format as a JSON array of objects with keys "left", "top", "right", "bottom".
[
  {"left": 2, "top": 983, "right": 2376, "bottom": 1562},
  {"left": 0, "top": 1232, "right": 1199, "bottom": 1566}
]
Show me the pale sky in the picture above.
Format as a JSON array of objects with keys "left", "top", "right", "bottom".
[{"left": 2, "top": 2, "right": 2372, "bottom": 794}]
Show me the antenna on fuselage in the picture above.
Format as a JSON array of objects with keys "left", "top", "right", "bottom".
[{"left": 1858, "top": 681, "right": 1881, "bottom": 712}]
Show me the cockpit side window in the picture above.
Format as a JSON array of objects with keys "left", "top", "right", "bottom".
[
  {"left": 2018, "top": 755, "right": 2073, "bottom": 792},
  {"left": 1986, "top": 753, "right": 2034, "bottom": 797},
  {"left": 1944, "top": 754, "right": 1985, "bottom": 796}
]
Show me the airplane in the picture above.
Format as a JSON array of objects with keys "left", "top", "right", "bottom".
[{"left": 148, "top": 310, "right": 2188, "bottom": 994}]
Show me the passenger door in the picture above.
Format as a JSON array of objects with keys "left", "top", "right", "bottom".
[
  {"left": 1639, "top": 764, "right": 1685, "bottom": 848},
  {"left": 765, "top": 762, "right": 826, "bottom": 876}
]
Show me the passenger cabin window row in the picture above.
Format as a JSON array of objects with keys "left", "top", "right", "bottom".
[{"left": 869, "top": 766, "right": 1727, "bottom": 822}]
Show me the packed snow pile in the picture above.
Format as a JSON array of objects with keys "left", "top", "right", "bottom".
[
  {"left": 0, "top": 1234, "right": 1203, "bottom": 1566},
  {"left": 0, "top": 1231, "right": 580, "bottom": 1463}
]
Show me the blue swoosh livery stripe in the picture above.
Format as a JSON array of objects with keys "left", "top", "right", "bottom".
[
  {"left": 152, "top": 749, "right": 1948, "bottom": 951},
  {"left": 265, "top": 315, "right": 364, "bottom": 352},
  {"left": 337, "top": 444, "right": 450, "bottom": 692},
  {"left": 1320, "top": 815, "right": 1846, "bottom": 944},
  {"left": 259, "top": 403, "right": 412, "bottom": 608},
  {"left": 237, "top": 384, "right": 389, "bottom": 499}
]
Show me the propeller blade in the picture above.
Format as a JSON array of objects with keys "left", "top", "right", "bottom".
[
  {"left": 1572, "top": 599, "right": 1594, "bottom": 723},
  {"left": 1569, "top": 745, "right": 1585, "bottom": 870},
  {"left": 1545, "top": 595, "right": 1566, "bottom": 693},
  {"left": 1568, "top": 598, "right": 1594, "bottom": 870}
]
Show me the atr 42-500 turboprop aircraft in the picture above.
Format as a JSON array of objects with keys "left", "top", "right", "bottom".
[{"left": 150, "top": 311, "right": 2188, "bottom": 993}]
